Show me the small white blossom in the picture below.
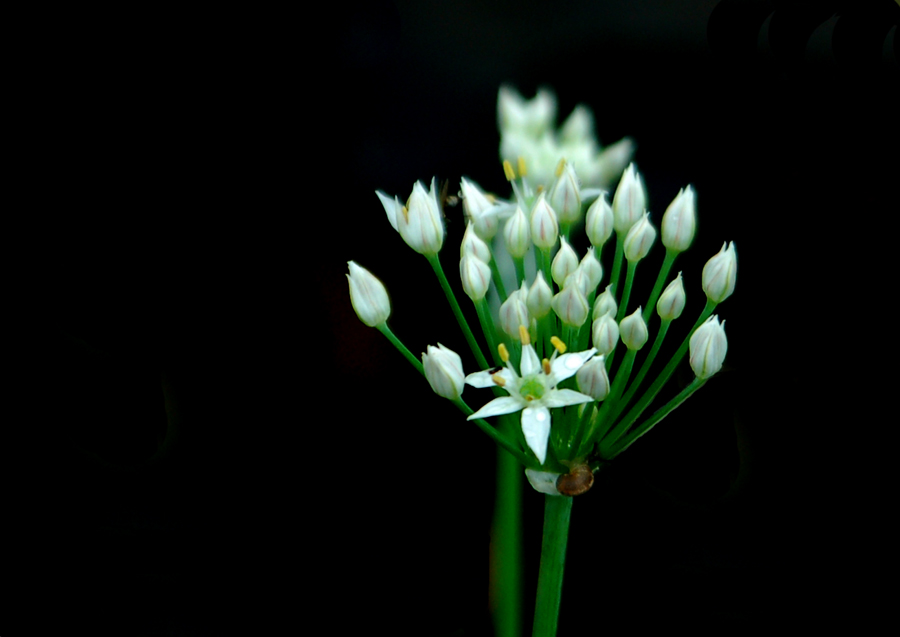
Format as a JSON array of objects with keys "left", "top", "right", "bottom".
[
  {"left": 346, "top": 261, "right": 391, "bottom": 327},
  {"left": 702, "top": 242, "right": 737, "bottom": 304},
  {"left": 689, "top": 315, "right": 727, "bottom": 379},
  {"left": 466, "top": 330, "right": 596, "bottom": 464}
]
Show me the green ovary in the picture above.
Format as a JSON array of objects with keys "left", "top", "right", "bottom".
[{"left": 519, "top": 377, "right": 546, "bottom": 401}]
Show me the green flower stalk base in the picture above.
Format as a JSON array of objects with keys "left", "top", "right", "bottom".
[
  {"left": 349, "top": 85, "right": 739, "bottom": 637},
  {"left": 533, "top": 495, "right": 573, "bottom": 637}
]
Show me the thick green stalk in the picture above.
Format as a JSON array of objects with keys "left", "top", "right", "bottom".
[
  {"left": 606, "top": 376, "right": 707, "bottom": 457},
  {"left": 532, "top": 495, "right": 573, "bottom": 637},
  {"left": 376, "top": 324, "right": 424, "bottom": 375},
  {"left": 475, "top": 298, "right": 500, "bottom": 362},
  {"left": 427, "top": 253, "right": 490, "bottom": 370},
  {"left": 491, "top": 414, "right": 524, "bottom": 637}
]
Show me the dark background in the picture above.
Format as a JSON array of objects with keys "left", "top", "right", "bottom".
[{"left": 9, "top": 0, "right": 897, "bottom": 634}]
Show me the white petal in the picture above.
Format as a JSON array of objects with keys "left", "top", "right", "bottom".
[
  {"left": 376, "top": 191, "right": 401, "bottom": 231},
  {"left": 465, "top": 367, "right": 515, "bottom": 388},
  {"left": 550, "top": 348, "right": 597, "bottom": 383},
  {"left": 525, "top": 469, "right": 562, "bottom": 496},
  {"left": 468, "top": 396, "right": 524, "bottom": 420},
  {"left": 521, "top": 406, "right": 551, "bottom": 464},
  {"left": 520, "top": 344, "right": 541, "bottom": 376},
  {"left": 543, "top": 388, "right": 595, "bottom": 409}
]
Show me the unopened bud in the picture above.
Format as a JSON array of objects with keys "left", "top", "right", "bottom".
[
  {"left": 585, "top": 194, "right": 614, "bottom": 248},
  {"left": 689, "top": 315, "right": 727, "bottom": 379},
  {"left": 551, "top": 236, "right": 579, "bottom": 286},
  {"left": 702, "top": 242, "right": 737, "bottom": 304},
  {"left": 504, "top": 206, "right": 532, "bottom": 259},
  {"left": 346, "top": 261, "right": 391, "bottom": 327},
  {"left": 551, "top": 284, "right": 590, "bottom": 327},
  {"left": 422, "top": 343, "right": 465, "bottom": 400},
  {"left": 530, "top": 194, "right": 559, "bottom": 250},
  {"left": 661, "top": 186, "right": 696, "bottom": 253},
  {"left": 619, "top": 308, "right": 648, "bottom": 350},
  {"left": 612, "top": 163, "right": 645, "bottom": 235},
  {"left": 526, "top": 271, "right": 553, "bottom": 319},
  {"left": 623, "top": 211, "right": 656, "bottom": 262},
  {"left": 576, "top": 356, "right": 610, "bottom": 401},
  {"left": 460, "top": 254, "right": 492, "bottom": 301},
  {"left": 656, "top": 272, "right": 686, "bottom": 320},
  {"left": 591, "top": 310, "right": 619, "bottom": 356},
  {"left": 592, "top": 285, "right": 617, "bottom": 322}
]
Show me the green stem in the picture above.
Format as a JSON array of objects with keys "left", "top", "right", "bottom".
[
  {"left": 615, "top": 260, "right": 638, "bottom": 322},
  {"left": 427, "top": 253, "right": 490, "bottom": 370},
  {"left": 514, "top": 255, "right": 526, "bottom": 290},
  {"left": 608, "top": 234, "right": 625, "bottom": 300},
  {"left": 607, "top": 376, "right": 707, "bottom": 457},
  {"left": 490, "top": 256, "right": 510, "bottom": 303},
  {"left": 599, "top": 299, "right": 716, "bottom": 453},
  {"left": 492, "top": 414, "right": 524, "bottom": 637},
  {"left": 642, "top": 249, "right": 678, "bottom": 324},
  {"left": 607, "top": 319, "right": 671, "bottom": 427},
  {"left": 376, "top": 324, "right": 424, "bottom": 375},
  {"left": 532, "top": 494, "right": 573, "bottom": 637},
  {"left": 475, "top": 298, "right": 500, "bottom": 363}
]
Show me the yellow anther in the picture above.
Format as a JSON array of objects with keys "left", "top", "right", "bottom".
[
  {"left": 535, "top": 184, "right": 544, "bottom": 194},
  {"left": 502, "top": 160, "right": 516, "bottom": 181},
  {"left": 517, "top": 156, "right": 528, "bottom": 178},
  {"left": 542, "top": 358, "right": 552, "bottom": 375},
  {"left": 492, "top": 372, "right": 506, "bottom": 387},
  {"left": 401, "top": 205, "right": 409, "bottom": 222},
  {"left": 555, "top": 158, "right": 567, "bottom": 178},
  {"left": 550, "top": 335, "right": 567, "bottom": 353},
  {"left": 518, "top": 325, "right": 531, "bottom": 346},
  {"left": 498, "top": 343, "right": 510, "bottom": 363}
]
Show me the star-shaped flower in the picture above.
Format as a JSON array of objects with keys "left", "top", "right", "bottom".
[{"left": 465, "top": 326, "right": 597, "bottom": 464}]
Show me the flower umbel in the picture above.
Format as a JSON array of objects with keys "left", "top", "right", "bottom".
[{"left": 465, "top": 326, "right": 596, "bottom": 464}]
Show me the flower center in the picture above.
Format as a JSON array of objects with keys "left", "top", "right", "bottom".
[{"left": 519, "top": 376, "right": 546, "bottom": 402}]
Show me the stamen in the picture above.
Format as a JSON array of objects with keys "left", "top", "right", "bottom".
[
  {"left": 535, "top": 184, "right": 544, "bottom": 195},
  {"left": 555, "top": 158, "right": 566, "bottom": 178},
  {"left": 492, "top": 373, "right": 506, "bottom": 387},
  {"left": 497, "top": 343, "right": 510, "bottom": 363},
  {"left": 525, "top": 395, "right": 535, "bottom": 401},
  {"left": 401, "top": 205, "right": 409, "bottom": 222},
  {"left": 518, "top": 325, "right": 531, "bottom": 346},
  {"left": 503, "top": 160, "right": 516, "bottom": 181},
  {"left": 550, "top": 335, "right": 567, "bottom": 353},
  {"left": 542, "top": 358, "right": 552, "bottom": 375},
  {"left": 517, "top": 156, "right": 528, "bottom": 178}
]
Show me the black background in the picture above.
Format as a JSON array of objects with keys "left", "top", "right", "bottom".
[{"left": 8, "top": 0, "right": 897, "bottom": 634}]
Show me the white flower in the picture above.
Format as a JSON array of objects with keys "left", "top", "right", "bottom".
[
  {"left": 465, "top": 327, "right": 596, "bottom": 464},
  {"left": 346, "top": 261, "right": 391, "bottom": 327}
]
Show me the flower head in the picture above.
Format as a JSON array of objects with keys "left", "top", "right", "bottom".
[{"left": 466, "top": 327, "right": 596, "bottom": 464}]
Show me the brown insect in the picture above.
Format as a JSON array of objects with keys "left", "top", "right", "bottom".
[{"left": 556, "top": 464, "right": 594, "bottom": 496}]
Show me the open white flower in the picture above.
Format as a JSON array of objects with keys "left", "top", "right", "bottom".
[{"left": 465, "top": 326, "right": 596, "bottom": 464}]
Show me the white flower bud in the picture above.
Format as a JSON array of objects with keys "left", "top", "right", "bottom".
[
  {"left": 460, "top": 177, "right": 500, "bottom": 240},
  {"left": 559, "top": 105, "right": 594, "bottom": 145},
  {"left": 623, "top": 211, "right": 656, "bottom": 262},
  {"left": 498, "top": 85, "right": 557, "bottom": 137},
  {"left": 656, "top": 272, "right": 686, "bottom": 321},
  {"left": 499, "top": 287, "right": 531, "bottom": 340},
  {"left": 689, "top": 315, "right": 727, "bottom": 379},
  {"left": 503, "top": 206, "right": 531, "bottom": 259},
  {"left": 612, "top": 163, "right": 646, "bottom": 235},
  {"left": 460, "top": 254, "right": 492, "bottom": 301},
  {"left": 526, "top": 271, "right": 553, "bottom": 319},
  {"left": 591, "top": 310, "right": 619, "bottom": 355},
  {"left": 525, "top": 468, "right": 562, "bottom": 496},
  {"left": 661, "top": 186, "right": 696, "bottom": 253},
  {"left": 702, "top": 242, "right": 737, "bottom": 304},
  {"left": 577, "top": 247, "right": 603, "bottom": 294},
  {"left": 592, "top": 285, "right": 617, "bottom": 322},
  {"left": 595, "top": 137, "right": 636, "bottom": 188},
  {"left": 619, "top": 308, "right": 648, "bottom": 350},
  {"left": 460, "top": 222, "right": 491, "bottom": 263},
  {"left": 584, "top": 194, "right": 614, "bottom": 248},
  {"left": 551, "top": 236, "right": 579, "bottom": 286},
  {"left": 346, "top": 261, "right": 391, "bottom": 327},
  {"left": 399, "top": 179, "right": 444, "bottom": 255},
  {"left": 422, "top": 343, "right": 465, "bottom": 400},
  {"left": 530, "top": 194, "right": 559, "bottom": 250},
  {"left": 548, "top": 161, "right": 582, "bottom": 226},
  {"left": 576, "top": 356, "right": 610, "bottom": 401},
  {"left": 551, "top": 284, "right": 590, "bottom": 327}
]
